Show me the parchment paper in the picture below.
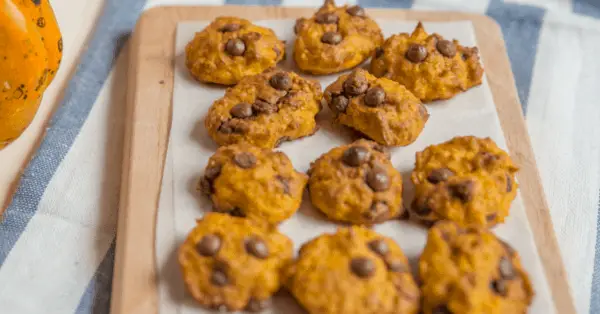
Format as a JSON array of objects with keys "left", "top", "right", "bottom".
[{"left": 155, "top": 20, "right": 554, "bottom": 314}]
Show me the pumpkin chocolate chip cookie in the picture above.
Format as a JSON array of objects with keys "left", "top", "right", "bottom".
[
  {"left": 284, "top": 226, "right": 420, "bottom": 314},
  {"left": 324, "top": 68, "right": 429, "bottom": 146},
  {"left": 307, "top": 139, "right": 405, "bottom": 224},
  {"left": 293, "top": 0, "right": 384, "bottom": 75},
  {"left": 185, "top": 16, "right": 285, "bottom": 85},
  {"left": 410, "top": 136, "right": 519, "bottom": 228},
  {"left": 370, "top": 22, "right": 484, "bottom": 102},
  {"left": 204, "top": 68, "right": 323, "bottom": 149},
  {"left": 199, "top": 142, "right": 307, "bottom": 225},
  {"left": 178, "top": 212, "right": 293, "bottom": 312},
  {"left": 419, "top": 221, "right": 534, "bottom": 314}
]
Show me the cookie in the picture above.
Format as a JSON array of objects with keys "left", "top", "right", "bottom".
[
  {"left": 307, "top": 139, "right": 405, "bottom": 224},
  {"left": 293, "top": 0, "right": 384, "bottom": 75},
  {"left": 178, "top": 213, "right": 293, "bottom": 312},
  {"left": 324, "top": 68, "right": 429, "bottom": 146},
  {"left": 204, "top": 68, "right": 323, "bottom": 148},
  {"left": 410, "top": 136, "right": 519, "bottom": 228},
  {"left": 284, "top": 226, "right": 420, "bottom": 314},
  {"left": 419, "top": 221, "right": 534, "bottom": 314},
  {"left": 200, "top": 142, "right": 308, "bottom": 226},
  {"left": 185, "top": 16, "right": 285, "bottom": 85},
  {"left": 370, "top": 22, "right": 484, "bottom": 102}
]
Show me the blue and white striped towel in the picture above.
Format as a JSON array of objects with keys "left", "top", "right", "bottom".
[{"left": 0, "top": 0, "right": 599, "bottom": 313}]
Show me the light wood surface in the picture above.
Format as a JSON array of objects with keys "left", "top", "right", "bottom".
[{"left": 111, "top": 5, "right": 576, "bottom": 314}]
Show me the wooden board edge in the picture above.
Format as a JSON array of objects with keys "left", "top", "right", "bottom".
[{"left": 111, "top": 6, "right": 576, "bottom": 314}]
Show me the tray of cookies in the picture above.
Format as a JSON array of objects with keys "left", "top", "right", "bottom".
[{"left": 111, "top": 3, "right": 575, "bottom": 314}]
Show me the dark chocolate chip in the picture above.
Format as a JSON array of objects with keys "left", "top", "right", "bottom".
[
  {"left": 205, "top": 163, "right": 221, "bottom": 182},
  {"left": 343, "top": 74, "right": 368, "bottom": 96},
  {"left": 321, "top": 32, "right": 342, "bottom": 45},
  {"left": 432, "top": 304, "right": 452, "bottom": 314},
  {"left": 413, "top": 199, "right": 432, "bottom": 216},
  {"left": 346, "top": 5, "right": 365, "bottom": 17},
  {"left": 436, "top": 40, "right": 457, "bottom": 58},
  {"left": 220, "top": 23, "right": 241, "bottom": 32},
  {"left": 196, "top": 234, "right": 221, "bottom": 256},
  {"left": 486, "top": 212, "right": 497, "bottom": 222},
  {"left": 245, "top": 237, "right": 269, "bottom": 259},
  {"left": 211, "top": 268, "right": 229, "bottom": 286},
  {"left": 199, "top": 178, "right": 213, "bottom": 195},
  {"left": 332, "top": 95, "right": 349, "bottom": 113},
  {"left": 427, "top": 168, "right": 454, "bottom": 184},
  {"left": 449, "top": 180, "right": 475, "bottom": 202},
  {"left": 294, "top": 18, "right": 307, "bottom": 34},
  {"left": 406, "top": 44, "right": 428, "bottom": 63},
  {"left": 225, "top": 38, "right": 245, "bottom": 56},
  {"left": 269, "top": 72, "right": 292, "bottom": 91},
  {"left": 350, "top": 257, "right": 375, "bottom": 278},
  {"left": 230, "top": 102, "right": 253, "bottom": 119},
  {"left": 368, "top": 239, "right": 389, "bottom": 256},
  {"left": 315, "top": 13, "right": 339, "bottom": 24},
  {"left": 277, "top": 176, "right": 291, "bottom": 195},
  {"left": 229, "top": 207, "right": 246, "bottom": 217},
  {"left": 219, "top": 120, "right": 248, "bottom": 134},
  {"left": 367, "top": 168, "right": 391, "bottom": 192},
  {"left": 342, "top": 146, "right": 371, "bottom": 167},
  {"left": 252, "top": 99, "right": 278, "bottom": 114},
  {"left": 246, "top": 298, "right": 270, "bottom": 312},
  {"left": 36, "top": 17, "right": 45, "bottom": 28},
  {"left": 491, "top": 279, "right": 508, "bottom": 296},
  {"left": 385, "top": 259, "right": 407, "bottom": 272},
  {"left": 233, "top": 152, "right": 257, "bottom": 169},
  {"left": 506, "top": 174, "right": 513, "bottom": 192},
  {"left": 499, "top": 256, "right": 515, "bottom": 279},
  {"left": 364, "top": 87, "right": 386, "bottom": 107},
  {"left": 375, "top": 47, "right": 384, "bottom": 58}
]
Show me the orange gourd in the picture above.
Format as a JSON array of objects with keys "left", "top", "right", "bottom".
[{"left": 0, "top": 0, "right": 62, "bottom": 149}]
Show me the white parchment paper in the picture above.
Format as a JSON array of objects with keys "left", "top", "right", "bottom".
[{"left": 155, "top": 20, "right": 555, "bottom": 314}]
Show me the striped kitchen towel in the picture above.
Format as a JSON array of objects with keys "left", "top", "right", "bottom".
[{"left": 0, "top": 0, "right": 599, "bottom": 313}]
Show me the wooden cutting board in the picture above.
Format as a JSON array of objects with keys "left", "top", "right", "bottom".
[{"left": 110, "top": 5, "right": 576, "bottom": 314}]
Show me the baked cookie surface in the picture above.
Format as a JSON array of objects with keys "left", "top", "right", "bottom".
[
  {"left": 293, "top": 0, "right": 383, "bottom": 75},
  {"left": 370, "top": 22, "right": 484, "bottom": 102},
  {"left": 284, "top": 226, "right": 420, "bottom": 314},
  {"left": 419, "top": 221, "right": 534, "bottom": 314},
  {"left": 325, "top": 68, "right": 429, "bottom": 146},
  {"left": 205, "top": 68, "right": 323, "bottom": 149},
  {"left": 410, "top": 136, "right": 518, "bottom": 228},
  {"left": 178, "top": 213, "right": 293, "bottom": 312},
  {"left": 200, "top": 142, "right": 308, "bottom": 226},
  {"left": 185, "top": 16, "right": 285, "bottom": 85},
  {"left": 307, "top": 139, "right": 405, "bottom": 224}
]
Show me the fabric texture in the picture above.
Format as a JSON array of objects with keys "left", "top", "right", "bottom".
[{"left": 0, "top": 0, "right": 598, "bottom": 313}]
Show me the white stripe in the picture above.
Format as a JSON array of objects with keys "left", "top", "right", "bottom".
[
  {"left": 0, "top": 45, "right": 129, "bottom": 314},
  {"left": 504, "top": 0, "right": 573, "bottom": 12},
  {"left": 525, "top": 12, "right": 600, "bottom": 314},
  {"left": 412, "top": 0, "right": 490, "bottom": 13}
]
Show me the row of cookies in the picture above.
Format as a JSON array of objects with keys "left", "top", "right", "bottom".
[
  {"left": 179, "top": 213, "right": 534, "bottom": 313},
  {"left": 185, "top": 0, "right": 484, "bottom": 102}
]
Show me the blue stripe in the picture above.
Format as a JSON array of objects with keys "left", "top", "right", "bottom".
[
  {"left": 591, "top": 190, "right": 600, "bottom": 313},
  {"left": 75, "top": 241, "right": 116, "bottom": 314},
  {"left": 358, "top": 0, "right": 414, "bottom": 8},
  {"left": 573, "top": 0, "right": 600, "bottom": 19},
  {"left": 225, "top": 0, "right": 282, "bottom": 5},
  {"left": 486, "top": 0, "right": 545, "bottom": 115},
  {"left": 0, "top": 0, "right": 146, "bottom": 266}
]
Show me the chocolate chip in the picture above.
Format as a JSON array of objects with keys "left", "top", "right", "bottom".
[
  {"left": 364, "top": 87, "right": 386, "bottom": 107},
  {"left": 413, "top": 199, "right": 432, "bottom": 216},
  {"left": 499, "top": 256, "right": 515, "bottom": 279},
  {"left": 233, "top": 152, "right": 257, "bottom": 169},
  {"left": 436, "top": 40, "right": 456, "bottom": 58},
  {"left": 486, "top": 212, "right": 497, "bottom": 222},
  {"left": 343, "top": 74, "right": 368, "bottom": 96},
  {"left": 294, "top": 18, "right": 307, "bottom": 34},
  {"left": 204, "top": 164, "right": 222, "bottom": 181},
  {"left": 211, "top": 268, "right": 229, "bottom": 286},
  {"left": 245, "top": 237, "right": 269, "bottom": 259},
  {"left": 246, "top": 298, "right": 270, "bottom": 312},
  {"left": 347, "top": 5, "right": 365, "bottom": 17},
  {"left": 506, "top": 174, "right": 513, "bottom": 192},
  {"left": 432, "top": 304, "right": 452, "bottom": 314},
  {"left": 321, "top": 31, "right": 342, "bottom": 45},
  {"left": 365, "top": 201, "right": 388, "bottom": 221},
  {"left": 368, "top": 239, "right": 389, "bottom": 256},
  {"left": 220, "top": 23, "right": 241, "bottom": 32},
  {"left": 219, "top": 120, "right": 248, "bottom": 134},
  {"left": 367, "top": 168, "right": 391, "bottom": 192},
  {"left": 225, "top": 38, "right": 245, "bottom": 56},
  {"left": 375, "top": 47, "right": 384, "bottom": 58},
  {"left": 230, "top": 102, "right": 253, "bottom": 119},
  {"left": 199, "top": 178, "right": 212, "bottom": 195},
  {"left": 491, "top": 279, "right": 508, "bottom": 296},
  {"left": 406, "top": 44, "right": 427, "bottom": 63},
  {"left": 196, "top": 234, "right": 221, "bottom": 256},
  {"left": 342, "top": 146, "right": 370, "bottom": 167},
  {"left": 385, "top": 259, "right": 406, "bottom": 272},
  {"left": 277, "top": 176, "right": 291, "bottom": 195},
  {"left": 252, "top": 99, "right": 278, "bottom": 114},
  {"left": 350, "top": 257, "right": 375, "bottom": 278},
  {"left": 449, "top": 180, "right": 475, "bottom": 202},
  {"left": 315, "top": 13, "right": 339, "bottom": 24},
  {"left": 332, "top": 95, "right": 349, "bottom": 113},
  {"left": 427, "top": 168, "right": 454, "bottom": 184},
  {"left": 230, "top": 207, "right": 246, "bottom": 217},
  {"left": 269, "top": 72, "right": 292, "bottom": 91}
]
